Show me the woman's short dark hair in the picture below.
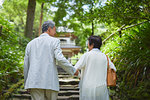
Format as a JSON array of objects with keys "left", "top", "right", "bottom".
[{"left": 88, "top": 35, "right": 102, "bottom": 49}]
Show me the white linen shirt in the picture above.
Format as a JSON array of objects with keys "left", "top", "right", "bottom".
[
  {"left": 74, "top": 48, "right": 116, "bottom": 100},
  {"left": 24, "top": 33, "right": 76, "bottom": 91}
]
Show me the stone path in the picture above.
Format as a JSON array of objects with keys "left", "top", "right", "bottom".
[{"left": 8, "top": 66, "right": 80, "bottom": 100}]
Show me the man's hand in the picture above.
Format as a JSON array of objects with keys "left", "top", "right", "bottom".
[{"left": 74, "top": 69, "right": 79, "bottom": 76}]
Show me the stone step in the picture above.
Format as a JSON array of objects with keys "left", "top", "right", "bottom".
[
  {"left": 58, "top": 75, "right": 79, "bottom": 79},
  {"left": 10, "top": 94, "right": 79, "bottom": 100},
  {"left": 57, "top": 95, "right": 79, "bottom": 100},
  {"left": 58, "top": 90, "right": 79, "bottom": 96},
  {"left": 16, "top": 87, "right": 79, "bottom": 95},
  {"left": 58, "top": 73, "right": 70, "bottom": 76},
  {"left": 58, "top": 74, "right": 71, "bottom": 78},
  {"left": 14, "top": 89, "right": 79, "bottom": 96},
  {"left": 9, "top": 98, "right": 30, "bottom": 100},
  {"left": 10, "top": 94, "right": 31, "bottom": 99},
  {"left": 16, "top": 85, "right": 79, "bottom": 94},
  {"left": 59, "top": 78, "right": 79, "bottom": 85},
  {"left": 59, "top": 78, "right": 79, "bottom": 82},
  {"left": 60, "top": 86, "right": 79, "bottom": 91},
  {"left": 59, "top": 81, "right": 79, "bottom": 85}
]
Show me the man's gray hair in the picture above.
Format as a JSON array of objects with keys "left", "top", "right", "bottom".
[{"left": 42, "top": 21, "right": 55, "bottom": 33}]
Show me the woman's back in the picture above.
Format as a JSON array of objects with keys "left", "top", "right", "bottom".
[
  {"left": 75, "top": 49, "right": 111, "bottom": 100},
  {"left": 82, "top": 49, "right": 107, "bottom": 87}
]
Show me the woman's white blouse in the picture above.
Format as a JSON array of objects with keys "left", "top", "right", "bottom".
[{"left": 74, "top": 48, "right": 116, "bottom": 100}]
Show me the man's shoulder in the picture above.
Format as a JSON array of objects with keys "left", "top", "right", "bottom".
[
  {"left": 40, "top": 35, "right": 59, "bottom": 42},
  {"left": 26, "top": 36, "right": 60, "bottom": 47},
  {"left": 50, "top": 36, "right": 60, "bottom": 42},
  {"left": 27, "top": 37, "right": 38, "bottom": 45}
]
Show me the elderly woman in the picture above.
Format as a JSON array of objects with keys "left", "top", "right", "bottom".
[{"left": 74, "top": 36, "right": 116, "bottom": 100}]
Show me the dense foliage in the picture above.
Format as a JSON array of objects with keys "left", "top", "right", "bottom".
[
  {"left": 101, "top": 22, "right": 150, "bottom": 99},
  {"left": 0, "top": 0, "right": 28, "bottom": 33},
  {"left": 96, "top": 0, "right": 150, "bottom": 26},
  {"left": 0, "top": 0, "right": 54, "bottom": 38},
  {"left": 0, "top": 16, "right": 29, "bottom": 96},
  {"left": 0, "top": 0, "right": 150, "bottom": 99},
  {"left": 51, "top": 0, "right": 150, "bottom": 48}
]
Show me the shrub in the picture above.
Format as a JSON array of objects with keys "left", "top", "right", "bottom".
[
  {"left": 102, "top": 22, "right": 150, "bottom": 99},
  {"left": 0, "top": 17, "right": 29, "bottom": 97}
]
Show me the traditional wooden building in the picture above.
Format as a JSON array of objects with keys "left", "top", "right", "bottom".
[{"left": 56, "top": 33, "right": 81, "bottom": 59}]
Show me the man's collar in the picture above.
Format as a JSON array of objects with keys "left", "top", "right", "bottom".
[{"left": 40, "top": 33, "right": 50, "bottom": 37}]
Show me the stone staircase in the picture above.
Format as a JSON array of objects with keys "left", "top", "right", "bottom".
[{"left": 8, "top": 66, "right": 80, "bottom": 100}]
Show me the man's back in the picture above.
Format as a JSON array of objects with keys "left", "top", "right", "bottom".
[
  {"left": 28, "top": 33, "right": 57, "bottom": 70},
  {"left": 24, "top": 33, "right": 60, "bottom": 91}
]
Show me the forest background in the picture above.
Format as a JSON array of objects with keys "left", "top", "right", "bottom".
[{"left": 0, "top": 0, "right": 150, "bottom": 99}]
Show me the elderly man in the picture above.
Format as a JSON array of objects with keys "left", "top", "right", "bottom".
[{"left": 24, "top": 20, "right": 78, "bottom": 100}]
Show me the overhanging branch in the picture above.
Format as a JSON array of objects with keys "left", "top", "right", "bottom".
[
  {"left": 122, "top": 20, "right": 149, "bottom": 30},
  {"left": 102, "top": 20, "right": 149, "bottom": 44},
  {"left": 102, "top": 24, "right": 126, "bottom": 43}
]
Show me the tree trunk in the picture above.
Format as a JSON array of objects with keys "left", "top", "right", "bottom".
[
  {"left": 25, "top": 0, "right": 36, "bottom": 39},
  {"left": 92, "top": 20, "right": 94, "bottom": 35},
  {"left": 38, "top": 3, "right": 44, "bottom": 36},
  {"left": 91, "top": 2, "right": 94, "bottom": 35},
  {"left": 0, "top": 26, "right": 2, "bottom": 36}
]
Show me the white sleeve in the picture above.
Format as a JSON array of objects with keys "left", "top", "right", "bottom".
[
  {"left": 54, "top": 39, "right": 76, "bottom": 75},
  {"left": 74, "top": 53, "right": 86, "bottom": 70},
  {"left": 108, "top": 57, "right": 116, "bottom": 72},
  {"left": 24, "top": 45, "right": 29, "bottom": 84}
]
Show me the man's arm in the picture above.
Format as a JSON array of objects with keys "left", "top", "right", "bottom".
[{"left": 54, "top": 39, "right": 77, "bottom": 75}]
